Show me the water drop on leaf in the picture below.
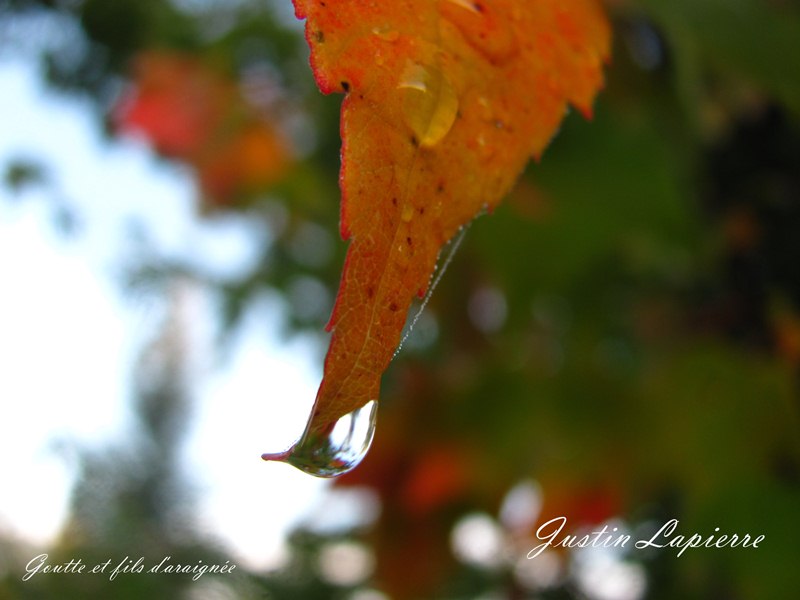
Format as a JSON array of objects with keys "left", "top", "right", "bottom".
[
  {"left": 262, "top": 400, "right": 378, "bottom": 477},
  {"left": 398, "top": 62, "right": 459, "bottom": 148},
  {"left": 440, "top": 0, "right": 519, "bottom": 63},
  {"left": 401, "top": 203, "right": 415, "bottom": 222},
  {"left": 444, "top": 0, "right": 482, "bottom": 15},
  {"left": 372, "top": 27, "right": 400, "bottom": 42}
]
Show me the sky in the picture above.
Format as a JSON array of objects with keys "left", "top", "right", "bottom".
[{"left": 0, "top": 57, "right": 331, "bottom": 569}]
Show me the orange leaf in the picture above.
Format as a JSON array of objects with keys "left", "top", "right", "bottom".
[{"left": 296, "top": 1, "right": 610, "bottom": 432}]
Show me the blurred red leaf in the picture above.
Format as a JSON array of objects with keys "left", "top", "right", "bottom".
[{"left": 114, "top": 52, "right": 291, "bottom": 205}]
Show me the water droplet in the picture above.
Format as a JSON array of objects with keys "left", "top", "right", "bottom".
[
  {"left": 394, "top": 241, "right": 411, "bottom": 267},
  {"left": 398, "top": 62, "right": 458, "bottom": 148},
  {"left": 401, "top": 203, "right": 414, "bottom": 222},
  {"left": 440, "top": 0, "right": 518, "bottom": 63},
  {"left": 262, "top": 400, "right": 378, "bottom": 477},
  {"left": 444, "top": 0, "right": 481, "bottom": 14},
  {"left": 474, "top": 133, "right": 495, "bottom": 160},
  {"left": 372, "top": 27, "right": 400, "bottom": 42},
  {"left": 476, "top": 95, "right": 493, "bottom": 120}
]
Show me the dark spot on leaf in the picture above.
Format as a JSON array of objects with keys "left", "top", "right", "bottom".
[
  {"left": 406, "top": 236, "right": 412, "bottom": 246},
  {"left": 418, "top": 207, "right": 425, "bottom": 215},
  {"left": 367, "top": 286, "right": 375, "bottom": 299},
  {"left": 410, "top": 135, "right": 419, "bottom": 147},
  {"left": 315, "top": 30, "right": 324, "bottom": 42},
  {"left": 389, "top": 302, "right": 399, "bottom": 312},
  {"left": 392, "top": 197, "right": 398, "bottom": 206},
  {"left": 341, "top": 81, "right": 350, "bottom": 92}
]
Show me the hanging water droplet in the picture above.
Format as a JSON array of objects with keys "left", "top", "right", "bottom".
[
  {"left": 262, "top": 400, "right": 378, "bottom": 477},
  {"left": 398, "top": 62, "right": 458, "bottom": 148}
]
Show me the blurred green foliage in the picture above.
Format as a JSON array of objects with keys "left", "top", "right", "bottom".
[{"left": 1, "top": 0, "right": 799, "bottom": 598}]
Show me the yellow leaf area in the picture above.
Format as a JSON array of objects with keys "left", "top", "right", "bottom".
[{"left": 294, "top": 0, "right": 610, "bottom": 430}]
